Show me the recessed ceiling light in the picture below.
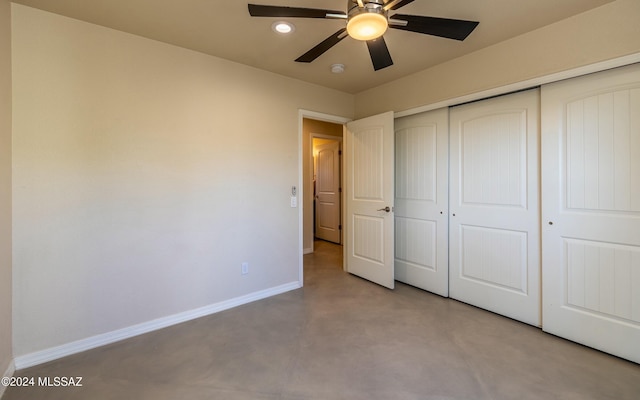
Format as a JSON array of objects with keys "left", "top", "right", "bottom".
[{"left": 272, "top": 21, "right": 295, "bottom": 34}]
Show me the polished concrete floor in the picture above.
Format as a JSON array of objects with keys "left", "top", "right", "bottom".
[{"left": 4, "top": 240, "right": 640, "bottom": 399}]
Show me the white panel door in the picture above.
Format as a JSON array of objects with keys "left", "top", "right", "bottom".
[
  {"left": 542, "top": 63, "right": 640, "bottom": 363},
  {"left": 345, "top": 111, "right": 395, "bottom": 289},
  {"left": 395, "top": 108, "right": 449, "bottom": 296},
  {"left": 315, "top": 141, "right": 341, "bottom": 244},
  {"left": 450, "top": 89, "right": 541, "bottom": 326}
]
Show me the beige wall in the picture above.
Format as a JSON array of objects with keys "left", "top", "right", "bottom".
[
  {"left": 0, "top": 0, "right": 13, "bottom": 382},
  {"left": 302, "top": 119, "right": 344, "bottom": 252},
  {"left": 355, "top": 0, "right": 640, "bottom": 117},
  {"left": 11, "top": 4, "right": 353, "bottom": 358}
]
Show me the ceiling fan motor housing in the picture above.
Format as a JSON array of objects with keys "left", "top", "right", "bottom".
[{"left": 348, "top": 0, "right": 387, "bottom": 17}]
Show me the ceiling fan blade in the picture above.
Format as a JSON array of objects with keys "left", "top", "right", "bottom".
[
  {"left": 248, "top": 4, "right": 345, "bottom": 18},
  {"left": 366, "top": 36, "right": 393, "bottom": 71},
  {"left": 390, "top": 14, "right": 479, "bottom": 40},
  {"left": 384, "top": 0, "right": 416, "bottom": 11},
  {"left": 296, "top": 28, "right": 348, "bottom": 63}
]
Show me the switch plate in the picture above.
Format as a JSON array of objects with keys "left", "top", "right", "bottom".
[
  {"left": 241, "top": 262, "right": 249, "bottom": 275},
  {"left": 290, "top": 196, "right": 297, "bottom": 208}
]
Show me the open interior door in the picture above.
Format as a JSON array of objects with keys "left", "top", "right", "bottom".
[{"left": 344, "top": 111, "right": 395, "bottom": 289}]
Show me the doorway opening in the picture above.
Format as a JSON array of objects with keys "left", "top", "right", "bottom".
[
  {"left": 297, "top": 110, "right": 349, "bottom": 288},
  {"left": 302, "top": 117, "right": 345, "bottom": 254}
]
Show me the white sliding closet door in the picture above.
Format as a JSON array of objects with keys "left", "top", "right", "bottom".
[
  {"left": 450, "top": 89, "right": 541, "bottom": 326},
  {"left": 542, "top": 63, "right": 640, "bottom": 364},
  {"left": 395, "top": 108, "right": 449, "bottom": 296}
]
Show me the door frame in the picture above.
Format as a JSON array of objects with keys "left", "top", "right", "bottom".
[{"left": 298, "top": 110, "right": 351, "bottom": 287}]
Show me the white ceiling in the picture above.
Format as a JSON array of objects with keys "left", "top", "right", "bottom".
[{"left": 12, "top": 0, "right": 615, "bottom": 93}]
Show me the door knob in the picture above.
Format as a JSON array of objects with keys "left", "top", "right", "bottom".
[{"left": 377, "top": 206, "right": 391, "bottom": 212}]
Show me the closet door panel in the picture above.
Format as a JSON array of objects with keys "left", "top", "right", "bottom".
[
  {"left": 450, "top": 89, "right": 541, "bottom": 326},
  {"left": 395, "top": 108, "right": 449, "bottom": 296},
  {"left": 542, "top": 63, "right": 640, "bottom": 363}
]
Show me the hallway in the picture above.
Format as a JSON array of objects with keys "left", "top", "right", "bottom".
[{"left": 4, "top": 240, "right": 640, "bottom": 399}]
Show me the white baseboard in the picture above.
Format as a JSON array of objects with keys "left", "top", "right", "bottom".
[
  {"left": 303, "top": 247, "right": 313, "bottom": 255},
  {"left": 0, "top": 359, "right": 16, "bottom": 398},
  {"left": 14, "top": 281, "right": 301, "bottom": 370}
]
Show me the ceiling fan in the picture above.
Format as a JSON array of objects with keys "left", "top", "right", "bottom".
[{"left": 248, "top": 0, "right": 479, "bottom": 71}]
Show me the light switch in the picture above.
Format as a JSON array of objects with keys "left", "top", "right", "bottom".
[{"left": 290, "top": 196, "right": 297, "bottom": 208}]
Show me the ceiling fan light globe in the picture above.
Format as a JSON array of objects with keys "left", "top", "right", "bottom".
[{"left": 347, "top": 12, "right": 388, "bottom": 41}]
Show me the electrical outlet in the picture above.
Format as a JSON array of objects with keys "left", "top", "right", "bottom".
[{"left": 241, "top": 262, "right": 249, "bottom": 275}]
